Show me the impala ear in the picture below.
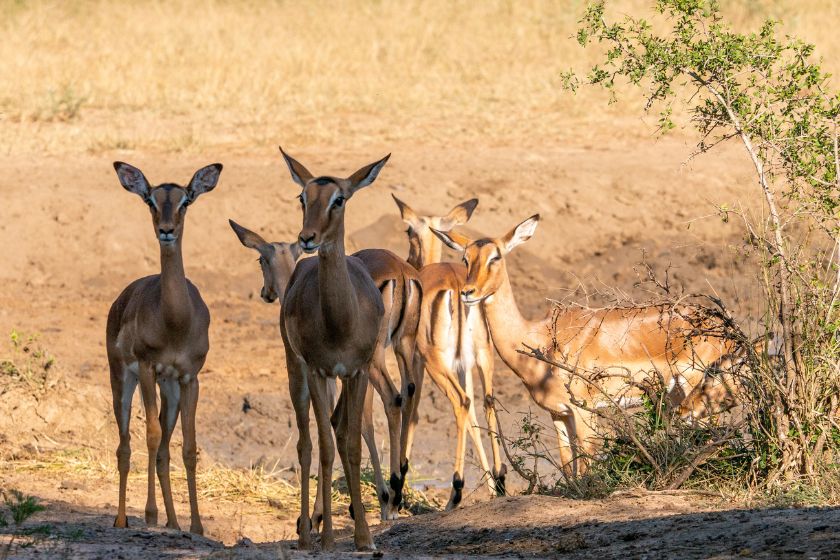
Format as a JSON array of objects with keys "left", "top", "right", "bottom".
[
  {"left": 347, "top": 154, "right": 390, "bottom": 194},
  {"left": 500, "top": 214, "right": 540, "bottom": 254},
  {"left": 229, "top": 219, "right": 268, "bottom": 250},
  {"left": 113, "top": 162, "right": 151, "bottom": 199},
  {"left": 438, "top": 198, "right": 479, "bottom": 231},
  {"left": 392, "top": 194, "right": 419, "bottom": 224},
  {"left": 287, "top": 241, "right": 303, "bottom": 261},
  {"left": 279, "top": 146, "right": 314, "bottom": 187},
  {"left": 187, "top": 163, "right": 223, "bottom": 201},
  {"left": 431, "top": 228, "right": 471, "bottom": 253}
]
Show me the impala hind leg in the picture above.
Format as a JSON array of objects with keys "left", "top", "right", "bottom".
[
  {"left": 111, "top": 360, "right": 138, "bottom": 529},
  {"left": 180, "top": 375, "right": 203, "bottom": 535},
  {"left": 138, "top": 362, "right": 162, "bottom": 527},
  {"left": 157, "top": 377, "right": 181, "bottom": 530},
  {"left": 398, "top": 350, "right": 425, "bottom": 500},
  {"left": 368, "top": 360, "right": 401, "bottom": 520}
]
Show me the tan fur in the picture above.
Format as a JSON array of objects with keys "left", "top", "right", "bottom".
[
  {"left": 434, "top": 215, "right": 732, "bottom": 477},
  {"left": 394, "top": 196, "right": 506, "bottom": 509},
  {"left": 107, "top": 161, "right": 222, "bottom": 535}
]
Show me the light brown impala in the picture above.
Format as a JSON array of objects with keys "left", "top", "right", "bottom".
[
  {"left": 433, "top": 215, "right": 732, "bottom": 477},
  {"left": 393, "top": 195, "right": 506, "bottom": 510},
  {"left": 228, "top": 220, "right": 420, "bottom": 522},
  {"left": 279, "top": 147, "right": 389, "bottom": 551},
  {"left": 107, "top": 162, "right": 222, "bottom": 534}
]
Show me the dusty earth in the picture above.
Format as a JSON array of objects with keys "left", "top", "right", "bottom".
[{"left": 1, "top": 130, "right": 838, "bottom": 558}]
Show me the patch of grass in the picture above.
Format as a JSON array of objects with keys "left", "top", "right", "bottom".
[
  {"left": 3, "top": 490, "right": 45, "bottom": 526},
  {"left": 0, "top": 329, "right": 58, "bottom": 393}
]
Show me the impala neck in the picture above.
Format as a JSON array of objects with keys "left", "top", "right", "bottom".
[
  {"left": 159, "top": 237, "right": 192, "bottom": 328},
  {"left": 481, "top": 263, "right": 550, "bottom": 385},
  {"left": 318, "top": 224, "right": 358, "bottom": 338}
]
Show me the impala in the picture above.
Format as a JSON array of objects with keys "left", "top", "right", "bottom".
[
  {"left": 279, "top": 147, "right": 389, "bottom": 551},
  {"left": 393, "top": 195, "right": 506, "bottom": 509},
  {"left": 229, "top": 220, "right": 420, "bottom": 522},
  {"left": 107, "top": 161, "right": 222, "bottom": 534},
  {"left": 434, "top": 215, "right": 732, "bottom": 476}
]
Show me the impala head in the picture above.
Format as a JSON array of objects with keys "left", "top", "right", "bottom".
[
  {"left": 433, "top": 214, "right": 540, "bottom": 306},
  {"left": 279, "top": 147, "right": 390, "bottom": 254},
  {"left": 114, "top": 162, "right": 222, "bottom": 247},
  {"left": 392, "top": 195, "right": 478, "bottom": 269},
  {"left": 229, "top": 220, "right": 302, "bottom": 304}
]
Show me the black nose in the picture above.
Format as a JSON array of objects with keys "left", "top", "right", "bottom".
[
  {"left": 159, "top": 228, "right": 174, "bottom": 235},
  {"left": 299, "top": 233, "right": 316, "bottom": 245},
  {"left": 462, "top": 288, "right": 475, "bottom": 298}
]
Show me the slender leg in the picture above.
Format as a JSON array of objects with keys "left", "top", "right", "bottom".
[
  {"left": 309, "top": 374, "right": 336, "bottom": 551},
  {"left": 360, "top": 382, "right": 388, "bottom": 520},
  {"left": 311, "top": 377, "right": 337, "bottom": 534},
  {"left": 475, "top": 340, "right": 505, "bottom": 496},
  {"left": 179, "top": 375, "right": 203, "bottom": 534},
  {"left": 463, "top": 362, "right": 493, "bottom": 496},
  {"left": 111, "top": 360, "right": 137, "bottom": 529},
  {"left": 552, "top": 413, "right": 577, "bottom": 479},
  {"left": 425, "top": 358, "right": 471, "bottom": 510},
  {"left": 288, "top": 356, "right": 313, "bottom": 550},
  {"left": 368, "top": 359, "right": 401, "bottom": 520},
  {"left": 138, "top": 362, "right": 161, "bottom": 527},
  {"left": 399, "top": 350, "right": 425, "bottom": 493},
  {"left": 346, "top": 371, "right": 375, "bottom": 551},
  {"left": 157, "top": 377, "right": 181, "bottom": 530}
]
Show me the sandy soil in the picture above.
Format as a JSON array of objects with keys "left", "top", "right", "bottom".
[{"left": 1, "top": 131, "right": 837, "bottom": 558}]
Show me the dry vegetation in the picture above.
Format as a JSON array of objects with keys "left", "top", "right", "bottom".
[
  {"left": 1, "top": 0, "right": 839, "bottom": 155},
  {"left": 2, "top": 0, "right": 840, "bottom": 556}
]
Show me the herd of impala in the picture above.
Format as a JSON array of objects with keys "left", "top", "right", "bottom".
[{"left": 105, "top": 149, "right": 735, "bottom": 551}]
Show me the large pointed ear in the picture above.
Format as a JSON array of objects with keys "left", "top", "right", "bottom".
[
  {"left": 500, "top": 214, "right": 540, "bottom": 254},
  {"left": 187, "top": 163, "right": 223, "bottom": 202},
  {"left": 438, "top": 198, "right": 479, "bottom": 231},
  {"left": 430, "top": 228, "right": 472, "bottom": 253},
  {"left": 229, "top": 219, "right": 267, "bottom": 250},
  {"left": 392, "top": 194, "right": 419, "bottom": 224},
  {"left": 347, "top": 154, "right": 390, "bottom": 194},
  {"left": 279, "top": 146, "right": 314, "bottom": 187},
  {"left": 113, "top": 162, "right": 151, "bottom": 199},
  {"left": 288, "top": 241, "right": 303, "bottom": 262}
]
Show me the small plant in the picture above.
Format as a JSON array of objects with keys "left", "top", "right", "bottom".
[
  {"left": 1, "top": 490, "right": 46, "bottom": 559},
  {"left": 0, "top": 329, "right": 57, "bottom": 393}
]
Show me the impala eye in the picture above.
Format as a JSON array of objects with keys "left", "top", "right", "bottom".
[
  {"left": 333, "top": 196, "right": 345, "bottom": 208},
  {"left": 297, "top": 194, "right": 304, "bottom": 206}
]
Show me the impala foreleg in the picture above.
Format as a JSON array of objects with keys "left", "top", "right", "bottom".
[
  {"left": 110, "top": 360, "right": 137, "bottom": 529},
  {"left": 309, "top": 373, "right": 336, "bottom": 551},
  {"left": 359, "top": 383, "right": 388, "bottom": 520},
  {"left": 475, "top": 347, "right": 505, "bottom": 496},
  {"left": 288, "top": 360, "right": 313, "bottom": 550},
  {"left": 463, "top": 366, "right": 493, "bottom": 497},
  {"left": 179, "top": 375, "right": 203, "bottom": 535},
  {"left": 157, "top": 376, "right": 181, "bottom": 531},
  {"left": 138, "top": 362, "right": 161, "bottom": 527}
]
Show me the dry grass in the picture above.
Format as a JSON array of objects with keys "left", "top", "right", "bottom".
[{"left": 1, "top": 0, "right": 838, "bottom": 155}]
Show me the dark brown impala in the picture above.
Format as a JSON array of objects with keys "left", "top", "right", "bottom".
[
  {"left": 107, "top": 162, "right": 222, "bottom": 535},
  {"left": 229, "top": 218, "right": 420, "bottom": 524},
  {"left": 279, "top": 147, "right": 391, "bottom": 551}
]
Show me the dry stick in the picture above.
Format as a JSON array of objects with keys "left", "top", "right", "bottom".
[{"left": 517, "top": 345, "right": 664, "bottom": 478}]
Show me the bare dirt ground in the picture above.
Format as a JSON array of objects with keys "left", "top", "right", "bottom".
[{"left": 1, "top": 129, "right": 838, "bottom": 558}]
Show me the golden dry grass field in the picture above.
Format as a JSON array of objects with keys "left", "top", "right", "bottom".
[{"left": 1, "top": 0, "right": 839, "bottom": 557}]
